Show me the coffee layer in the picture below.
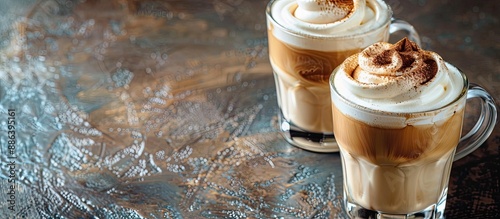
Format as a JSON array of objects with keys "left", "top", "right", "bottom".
[
  {"left": 332, "top": 103, "right": 464, "bottom": 164},
  {"left": 268, "top": 27, "right": 363, "bottom": 133},
  {"left": 268, "top": 28, "right": 361, "bottom": 83}
]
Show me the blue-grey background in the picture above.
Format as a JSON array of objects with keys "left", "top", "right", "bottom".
[{"left": 0, "top": 0, "right": 498, "bottom": 218}]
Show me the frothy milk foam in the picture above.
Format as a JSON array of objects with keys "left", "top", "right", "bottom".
[
  {"left": 331, "top": 38, "right": 466, "bottom": 213},
  {"left": 267, "top": 0, "right": 391, "bottom": 134}
]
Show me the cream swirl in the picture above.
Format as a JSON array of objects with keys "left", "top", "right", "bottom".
[
  {"left": 333, "top": 38, "right": 464, "bottom": 113},
  {"left": 294, "top": 0, "right": 354, "bottom": 24},
  {"left": 270, "top": 0, "right": 382, "bottom": 38}
]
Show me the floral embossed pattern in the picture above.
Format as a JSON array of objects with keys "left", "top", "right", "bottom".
[{"left": 0, "top": 0, "right": 498, "bottom": 218}]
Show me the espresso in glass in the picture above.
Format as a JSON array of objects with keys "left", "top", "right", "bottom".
[
  {"left": 330, "top": 38, "right": 498, "bottom": 218},
  {"left": 266, "top": 0, "right": 396, "bottom": 152}
]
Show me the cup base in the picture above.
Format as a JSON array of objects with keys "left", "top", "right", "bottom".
[
  {"left": 344, "top": 193, "right": 447, "bottom": 219},
  {"left": 278, "top": 112, "right": 339, "bottom": 152}
]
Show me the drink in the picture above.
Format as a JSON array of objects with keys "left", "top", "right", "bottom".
[
  {"left": 266, "top": 0, "right": 395, "bottom": 152},
  {"left": 330, "top": 38, "right": 497, "bottom": 218}
]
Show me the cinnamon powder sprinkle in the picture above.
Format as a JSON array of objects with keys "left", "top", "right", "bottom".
[{"left": 318, "top": 0, "right": 355, "bottom": 12}]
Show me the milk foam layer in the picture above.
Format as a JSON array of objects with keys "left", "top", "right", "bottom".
[
  {"left": 341, "top": 147, "right": 455, "bottom": 213},
  {"left": 332, "top": 38, "right": 465, "bottom": 128},
  {"left": 268, "top": 0, "right": 390, "bottom": 51}
]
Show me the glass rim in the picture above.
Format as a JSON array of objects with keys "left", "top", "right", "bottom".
[
  {"left": 329, "top": 62, "right": 469, "bottom": 116},
  {"left": 266, "top": 0, "right": 393, "bottom": 40}
]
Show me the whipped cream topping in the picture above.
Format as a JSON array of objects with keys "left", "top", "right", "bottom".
[
  {"left": 333, "top": 38, "right": 465, "bottom": 120},
  {"left": 294, "top": 0, "right": 354, "bottom": 24},
  {"left": 268, "top": 0, "right": 389, "bottom": 51}
]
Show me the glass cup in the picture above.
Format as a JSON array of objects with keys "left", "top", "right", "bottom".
[
  {"left": 266, "top": 0, "right": 421, "bottom": 152},
  {"left": 329, "top": 63, "right": 497, "bottom": 218}
]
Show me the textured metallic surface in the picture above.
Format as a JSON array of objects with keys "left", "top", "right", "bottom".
[{"left": 0, "top": 0, "right": 498, "bottom": 218}]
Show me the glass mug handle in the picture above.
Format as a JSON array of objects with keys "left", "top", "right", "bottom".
[
  {"left": 454, "top": 83, "right": 498, "bottom": 161},
  {"left": 389, "top": 18, "right": 422, "bottom": 47}
]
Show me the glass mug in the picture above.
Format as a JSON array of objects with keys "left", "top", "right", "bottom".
[
  {"left": 266, "top": 0, "right": 421, "bottom": 152},
  {"left": 330, "top": 64, "right": 497, "bottom": 218}
]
